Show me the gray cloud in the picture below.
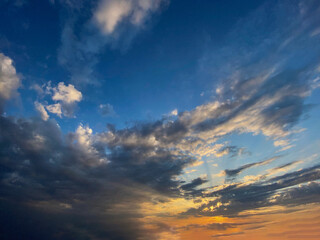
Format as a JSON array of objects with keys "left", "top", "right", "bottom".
[
  {"left": 0, "top": 114, "right": 197, "bottom": 239},
  {"left": 224, "top": 156, "right": 280, "bottom": 179}
]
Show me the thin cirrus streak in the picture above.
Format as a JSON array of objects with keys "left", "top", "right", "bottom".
[{"left": 0, "top": 0, "right": 320, "bottom": 239}]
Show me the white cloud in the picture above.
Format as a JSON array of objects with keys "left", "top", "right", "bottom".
[
  {"left": 34, "top": 82, "right": 82, "bottom": 119},
  {"left": 94, "top": 0, "right": 164, "bottom": 35},
  {"left": 169, "top": 109, "right": 178, "bottom": 116},
  {"left": 0, "top": 53, "right": 20, "bottom": 101},
  {"left": 95, "top": 0, "right": 132, "bottom": 34},
  {"left": 52, "top": 82, "right": 82, "bottom": 104},
  {"left": 58, "top": 0, "right": 167, "bottom": 84},
  {"left": 46, "top": 103, "right": 62, "bottom": 117},
  {"left": 34, "top": 101, "right": 49, "bottom": 121},
  {"left": 75, "top": 124, "right": 93, "bottom": 148},
  {"left": 73, "top": 124, "right": 108, "bottom": 165}
]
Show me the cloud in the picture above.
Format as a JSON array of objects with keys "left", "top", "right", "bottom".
[
  {"left": 94, "top": 0, "right": 163, "bottom": 35},
  {"left": 169, "top": 108, "right": 178, "bottom": 116},
  {"left": 46, "top": 103, "right": 62, "bottom": 117},
  {"left": 195, "top": 0, "right": 320, "bottom": 146},
  {"left": 52, "top": 82, "right": 82, "bottom": 104},
  {"left": 34, "top": 101, "right": 49, "bottom": 121},
  {"left": 180, "top": 177, "right": 207, "bottom": 192},
  {"left": 224, "top": 156, "right": 280, "bottom": 179},
  {"left": 37, "top": 82, "right": 82, "bottom": 118},
  {"left": 211, "top": 231, "right": 244, "bottom": 238},
  {"left": 0, "top": 114, "right": 197, "bottom": 239},
  {"left": 99, "top": 103, "right": 116, "bottom": 117},
  {"left": 216, "top": 146, "right": 250, "bottom": 158},
  {"left": 0, "top": 53, "right": 20, "bottom": 112},
  {"left": 94, "top": 0, "right": 132, "bottom": 34},
  {"left": 57, "top": 0, "right": 167, "bottom": 84},
  {"left": 181, "top": 164, "right": 320, "bottom": 218}
]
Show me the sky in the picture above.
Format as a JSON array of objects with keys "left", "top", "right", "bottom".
[{"left": 0, "top": 0, "right": 320, "bottom": 239}]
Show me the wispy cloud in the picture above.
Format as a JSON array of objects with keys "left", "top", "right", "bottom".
[
  {"left": 99, "top": 103, "right": 116, "bottom": 117},
  {"left": 58, "top": 0, "right": 168, "bottom": 84},
  {"left": 224, "top": 156, "right": 280, "bottom": 179}
]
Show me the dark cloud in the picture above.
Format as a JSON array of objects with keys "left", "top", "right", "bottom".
[
  {"left": 0, "top": 115, "right": 197, "bottom": 239},
  {"left": 224, "top": 156, "right": 280, "bottom": 179},
  {"left": 180, "top": 177, "right": 208, "bottom": 191}
]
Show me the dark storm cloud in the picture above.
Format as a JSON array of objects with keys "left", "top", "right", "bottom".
[{"left": 0, "top": 115, "right": 197, "bottom": 239}]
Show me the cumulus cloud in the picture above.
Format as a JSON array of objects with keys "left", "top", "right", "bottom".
[
  {"left": 38, "top": 82, "right": 82, "bottom": 118},
  {"left": 52, "top": 82, "right": 82, "bottom": 104},
  {"left": 0, "top": 114, "right": 196, "bottom": 239},
  {"left": 0, "top": 53, "right": 20, "bottom": 112}
]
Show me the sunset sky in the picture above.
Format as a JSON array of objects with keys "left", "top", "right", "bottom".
[{"left": 1, "top": 0, "right": 320, "bottom": 239}]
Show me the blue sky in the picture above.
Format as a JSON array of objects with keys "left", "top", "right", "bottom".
[{"left": 1, "top": 0, "right": 320, "bottom": 239}]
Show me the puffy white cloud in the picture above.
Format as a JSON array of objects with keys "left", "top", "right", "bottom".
[
  {"left": 0, "top": 53, "right": 20, "bottom": 103},
  {"left": 34, "top": 101, "right": 49, "bottom": 121},
  {"left": 75, "top": 124, "right": 93, "bottom": 149},
  {"left": 52, "top": 82, "right": 82, "bottom": 104}
]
